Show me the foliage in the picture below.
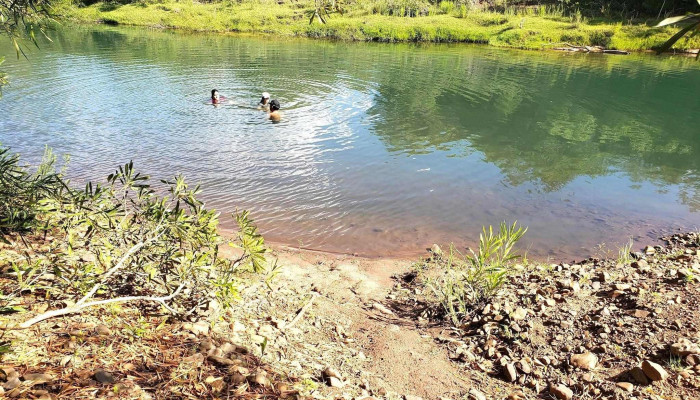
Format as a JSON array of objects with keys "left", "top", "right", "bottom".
[
  {"left": 56, "top": 0, "right": 700, "bottom": 50},
  {"left": 0, "top": 145, "right": 67, "bottom": 242},
  {"left": 655, "top": 0, "right": 700, "bottom": 55},
  {"left": 428, "top": 222, "right": 527, "bottom": 325},
  {"left": 0, "top": 146, "right": 269, "bottom": 328},
  {"left": 1, "top": 0, "right": 54, "bottom": 93},
  {"left": 308, "top": 0, "right": 344, "bottom": 24},
  {"left": 617, "top": 238, "right": 634, "bottom": 265}
]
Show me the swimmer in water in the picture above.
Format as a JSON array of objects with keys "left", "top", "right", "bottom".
[
  {"left": 258, "top": 92, "right": 271, "bottom": 111},
  {"left": 211, "top": 89, "right": 220, "bottom": 104},
  {"left": 268, "top": 99, "right": 281, "bottom": 122}
]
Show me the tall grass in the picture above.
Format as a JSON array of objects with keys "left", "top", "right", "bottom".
[{"left": 428, "top": 222, "right": 527, "bottom": 325}]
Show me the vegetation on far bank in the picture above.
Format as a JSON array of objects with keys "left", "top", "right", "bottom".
[{"left": 52, "top": 0, "right": 700, "bottom": 51}]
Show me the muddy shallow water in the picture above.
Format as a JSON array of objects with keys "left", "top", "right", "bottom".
[{"left": 1, "top": 25, "right": 699, "bottom": 259}]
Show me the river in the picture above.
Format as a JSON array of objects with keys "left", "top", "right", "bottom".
[{"left": 1, "top": 25, "right": 699, "bottom": 259}]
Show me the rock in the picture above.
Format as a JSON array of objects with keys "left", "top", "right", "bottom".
[
  {"left": 504, "top": 363, "right": 517, "bottom": 382},
  {"left": 511, "top": 308, "right": 528, "bottom": 320},
  {"left": 329, "top": 376, "right": 344, "bottom": 388},
  {"left": 94, "top": 369, "right": 116, "bottom": 384},
  {"left": 671, "top": 339, "right": 700, "bottom": 357},
  {"left": 633, "top": 309, "right": 650, "bottom": 318},
  {"left": 641, "top": 360, "right": 668, "bottom": 381},
  {"left": 517, "top": 359, "right": 532, "bottom": 374},
  {"left": 550, "top": 384, "right": 574, "bottom": 400},
  {"left": 686, "top": 354, "right": 700, "bottom": 366},
  {"left": 430, "top": 244, "right": 442, "bottom": 256},
  {"left": 323, "top": 367, "right": 342, "bottom": 379},
  {"left": 95, "top": 324, "right": 111, "bottom": 336},
  {"left": 468, "top": 388, "right": 486, "bottom": 400},
  {"left": 630, "top": 366, "right": 649, "bottom": 385},
  {"left": 644, "top": 246, "right": 656, "bottom": 255},
  {"left": 570, "top": 352, "right": 598, "bottom": 370},
  {"left": 616, "top": 382, "right": 633, "bottom": 392}
]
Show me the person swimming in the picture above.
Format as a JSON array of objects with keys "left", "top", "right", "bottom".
[
  {"left": 268, "top": 99, "right": 281, "bottom": 122},
  {"left": 258, "top": 92, "right": 271, "bottom": 111},
  {"left": 211, "top": 89, "right": 220, "bottom": 104}
]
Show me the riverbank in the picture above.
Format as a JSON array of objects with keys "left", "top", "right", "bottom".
[
  {"left": 53, "top": 0, "right": 700, "bottom": 51},
  {"left": 2, "top": 230, "right": 699, "bottom": 399}
]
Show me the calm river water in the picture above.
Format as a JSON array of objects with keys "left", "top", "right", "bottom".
[{"left": 1, "top": 26, "right": 699, "bottom": 259}]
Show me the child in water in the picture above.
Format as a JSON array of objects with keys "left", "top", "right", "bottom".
[
  {"left": 211, "top": 89, "right": 228, "bottom": 105},
  {"left": 258, "top": 92, "right": 271, "bottom": 111},
  {"left": 268, "top": 99, "right": 281, "bottom": 122}
]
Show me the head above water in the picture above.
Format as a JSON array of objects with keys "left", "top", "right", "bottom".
[
  {"left": 211, "top": 89, "right": 219, "bottom": 100},
  {"left": 261, "top": 92, "right": 270, "bottom": 104},
  {"left": 270, "top": 99, "right": 280, "bottom": 112}
]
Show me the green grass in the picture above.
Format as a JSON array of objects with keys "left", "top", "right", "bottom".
[{"left": 53, "top": 0, "right": 700, "bottom": 51}]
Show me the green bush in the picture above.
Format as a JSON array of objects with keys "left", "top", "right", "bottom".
[
  {"left": 0, "top": 146, "right": 268, "bottom": 328},
  {"left": 0, "top": 146, "right": 67, "bottom": 242}
]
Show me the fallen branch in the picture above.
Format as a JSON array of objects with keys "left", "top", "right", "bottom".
[{"left": 15, "top": 282, "right": 186, "bottom": 329}]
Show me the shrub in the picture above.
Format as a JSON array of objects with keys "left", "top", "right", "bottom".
[
  {"left": 0, "top": 146, "right": 67, "bottom": 242},
  {"left": 427, "top": 222, "right": 527, "bottom": 325},
  {"left": 0, "top": 146, "right": 268, "bottom": 328}
]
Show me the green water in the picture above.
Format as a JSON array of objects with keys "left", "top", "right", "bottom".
[{"left": 1, "top": 25, "right": 698, "bottom": 258}]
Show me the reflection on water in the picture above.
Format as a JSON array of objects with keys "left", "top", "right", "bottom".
[{"left": 1, "top": 25, "right": 699, "bottom": 259}]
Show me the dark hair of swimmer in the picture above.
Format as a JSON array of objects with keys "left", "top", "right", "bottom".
[
  {"left": 270, "top": 99, "right": 281, "bottom": 111},
  {"left": 211, "top": 89, "right": 218, "bottom": 98}
]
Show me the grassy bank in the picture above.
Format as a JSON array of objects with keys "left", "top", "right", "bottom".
[{"left": 54, "top": 0, "right": 700, "bottom": 51}]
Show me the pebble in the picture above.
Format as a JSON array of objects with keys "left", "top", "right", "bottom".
[
  {"left": 504, "top": 363, "right": 517, "bottom": 382},
  {"left": 550, "top": 384, "right": 574, "bottom": 400},
  {"left": 671, "top": 339, "right": 700, "bottom": 357},
  {"left": 570, "top": 352, "right": 598, "bottom": 370},
  {"left": 468, "top": 388, "right": 486, "bottom": 400},
  {"left": 329, "top": 376, "right": 344, "bottom": 388},
  {"left": 641, "top": 360, "right": 668, "bottom": 381},
  {"left": 512, "top": 308, "right": 528, "bottom": 320},
  {"left": 616, "top": 382, "right": 634, "bottom": 392}
]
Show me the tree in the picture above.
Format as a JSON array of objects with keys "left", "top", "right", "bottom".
[
  {"left": 0, "top": 0, "right": 54, "bottom": 95},
  {"left": 656, "top": 0, "right": 700, "bottom": 55}
]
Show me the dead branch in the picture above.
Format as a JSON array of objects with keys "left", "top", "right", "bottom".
[{"left": 15, "top": 282, "right": 186, "bottom": 329}]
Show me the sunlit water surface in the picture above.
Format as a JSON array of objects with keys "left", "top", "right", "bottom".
[{"left": 1, "top": 26, "right": 699, "bottom": 259}]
